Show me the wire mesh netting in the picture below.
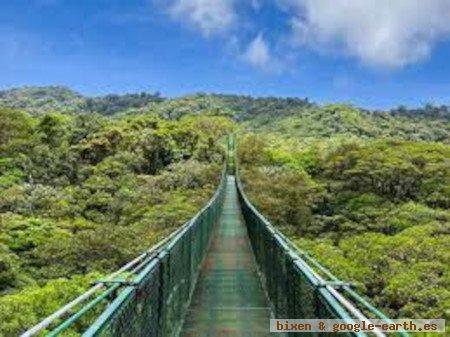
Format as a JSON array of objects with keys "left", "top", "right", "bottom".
[
  {"left": 79, "top": 170, "right": 227, "bottom": 337},
  {"left": 236, "top": 176, "right": 369, "bottom": 337}
]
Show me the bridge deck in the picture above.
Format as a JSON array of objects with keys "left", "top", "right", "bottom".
[{"left": 179, "top": 175, "right": 273, "bottom": 337}]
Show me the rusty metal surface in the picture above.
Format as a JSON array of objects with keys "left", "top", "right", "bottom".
[{"left": 179, "top": 176, "right": 274, "bottom": 337}]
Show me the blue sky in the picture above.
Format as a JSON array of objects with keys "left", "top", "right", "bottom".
[{"left": 1, "top": 0, "right": 450, "bottom": 109}]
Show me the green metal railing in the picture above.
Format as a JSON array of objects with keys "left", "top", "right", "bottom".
[
  {"left": 84, "top": 168, "right": 226, "bottom": 337},
  {"left": 22, "top": 166, "right": 227, "bottom": 337},
  {"left": 235, "top": 170, "right": 409, "bottom": 337}
]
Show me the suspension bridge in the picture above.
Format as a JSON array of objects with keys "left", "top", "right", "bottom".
[{"left": 22, "top": 145, "right": 407, "bottom": 337}]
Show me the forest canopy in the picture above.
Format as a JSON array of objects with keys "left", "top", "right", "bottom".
[
  {"left": 238, "top": 132, "right": 449, "bottom": 321},
  {"left": 0, "top": 86, "right": 449, "bottom": 335},
  {"left": 0, "top": 106, "right": 232, "bottom": 336}
]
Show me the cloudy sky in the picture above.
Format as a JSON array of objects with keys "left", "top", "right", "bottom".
[{"left": 2, "top": 0, "right": 450, "bottom": 108}]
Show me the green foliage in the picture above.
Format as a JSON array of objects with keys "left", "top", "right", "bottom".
[
  {"left": 245, "top": 104, "right": 449, "bottom": 142},
  {"left": 238, "top": 133, "right": 450, "bottom": 321},
  {"left": 294, "top": 223, "right": 449, "bottom": 319},
  {"left": 84, "top": 92, "right": 163, "bottom": 115},
  {"left": 36, "top": 113, "right": 72, "bottom": 146},
  {"left": 324, "top": 140, "right": 450, "bottom": 206},
  {"left": 0, "top": 108, "right": 232, "bottom": 333},
  {"left": 0, "top": 273, "right": 100, "bottom": 337},
  {"left": 0, "top": 108, "right": 34, "bottom": 146},
  {"left": 0, "top": 244, "right": 26, "bottom": 292},
  {"left": 240, "top": 165, "right": 321, "bottom": 232},
  {"left": 0, "top": 86, "right": 85, "bottom": 115},
  {"left": 2, "top": 87, "right": 447, "bottom": 142},
  {"left": 0, "top": 86, "right": 162, "bottom": 116}
]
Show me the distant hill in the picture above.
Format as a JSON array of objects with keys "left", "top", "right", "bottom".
[
  {"left": 245, "top": 103, "right": 449, "bottom": 142},
  {"left": 0, "top": 86, "right": 448, "bottom": 142},
  {"left": 0, "top": 86, "right": 164, "bottom": 116},
  {"left": 0, "top": 86, "right": 85, "bottom": 115},
  {"left": 84, "top": 91, "right": 164, "bottom": 115},
  {"left": 0, "top": 87, "right": 313, "bottom": 119},
  {"left": 204, "top": 94, "right": 313, "bottom": 121}
]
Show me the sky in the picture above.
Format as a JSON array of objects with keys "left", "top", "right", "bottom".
[{"left": 1, "top": 0, "right": 450, "bottom": 109}]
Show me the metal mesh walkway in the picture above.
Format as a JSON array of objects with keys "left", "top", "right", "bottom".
[{"left": 179, "top": 176, "right": 273, "bottom": 337}]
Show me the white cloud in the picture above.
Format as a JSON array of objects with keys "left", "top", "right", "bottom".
[
  {"left": 168, "top": 0, "right": 236, "bottom": 37},
  {"left": 285, "top": 0, "right": 450, "bottom": 68},
  {"left": 242, "top": 33, "right": 272, "bottom": 69}
]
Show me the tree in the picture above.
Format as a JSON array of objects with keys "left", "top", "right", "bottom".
[{"left": 0, "top": 108, "right": 33, "bottom": 146}]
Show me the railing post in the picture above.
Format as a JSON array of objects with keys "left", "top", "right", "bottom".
[{"left": 157, "top": 250, "right": 168, "bottom": 337}]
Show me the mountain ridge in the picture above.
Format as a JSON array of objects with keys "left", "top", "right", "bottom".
[{"left": 1, "top": 85, "right": 449, "bottom": 121}]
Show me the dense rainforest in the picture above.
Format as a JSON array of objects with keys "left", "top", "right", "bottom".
[
  {"left": 0, "top": 100, "right": 232, "bottom": 335},
  {"left": 0, "top": 86, "right": 448, "bottom": 335},
  {"left": 237, "top": 106, "right": 449, "bottom": 322}
]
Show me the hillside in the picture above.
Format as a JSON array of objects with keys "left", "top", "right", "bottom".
[
  {"left": 0, "top": 86, "right": 85, "bottom": 115},
  {"left": 0, "top": 86, "right": 163, "bottom": 116},
  {"left": 0, "top": 87, "right": 312, "bottom": 119},
  {"left": 1, "top": 87, "right": 449, "bottom": 141},
  {"left": 245, "top": 104, "right": 449, "bottom": 142}
]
